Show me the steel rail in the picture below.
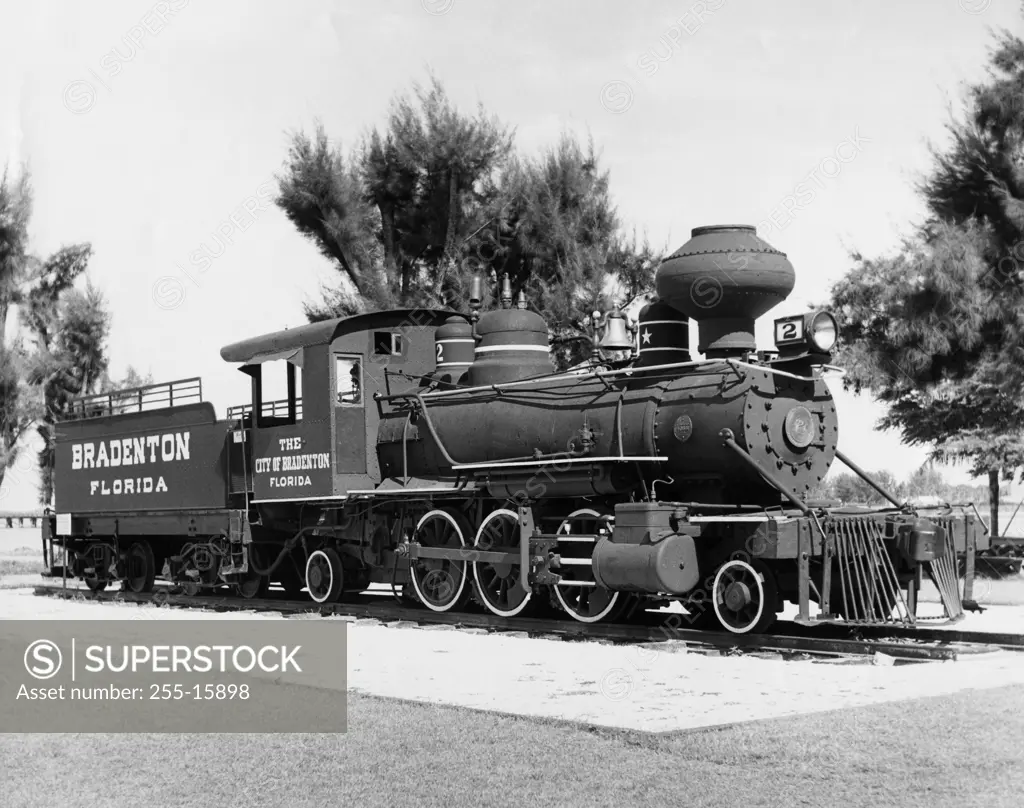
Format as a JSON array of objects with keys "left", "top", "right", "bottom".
[
  {"left": 31, "top": 584, "right": 1010, "bottom": 662},
  {"left": 801, "top": 620, "right": 1024, "bottom": 649}
]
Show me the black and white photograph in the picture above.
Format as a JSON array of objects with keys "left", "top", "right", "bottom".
[{"left": 2, "top": 1, "right": 1024, "bottom": 805}]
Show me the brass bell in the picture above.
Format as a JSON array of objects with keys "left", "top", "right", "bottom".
[{"left": 598, "top": 309, "right": 634, "bottom": 351}]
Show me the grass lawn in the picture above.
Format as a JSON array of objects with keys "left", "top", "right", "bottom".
[
  {"left": 0, "top": 558, "right": 42, "bottom": 577},
  {"left": 970, "top": 573, "right": 1024, "bottom": 606},
  {"left": 1, "top": 684, "right": 1022, "bottom": 808}
]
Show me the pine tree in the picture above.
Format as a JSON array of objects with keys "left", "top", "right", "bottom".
[
  {"left": 276, "top": 126, "right": 385, "bottom": 315},
  {"left": 0, "top": 162, "right": 117, "bottom": 505},
  {"left": 829, "top": 20, "right": 1024, "bottom": 535},
  {"left": 476, "top": 135, "right": 661, "bottom": 367},
  {"left": 276, "top": 76, "right": 513, "bottom": 317},
  {"left": 30, "top": 283, "right": 110, "bottom": 505},
  {"left": 275, "top": 76, "right": 657, "bottom": 367},
  {"left": 0, "top": 165, "right": 36, "bottom": 491}
]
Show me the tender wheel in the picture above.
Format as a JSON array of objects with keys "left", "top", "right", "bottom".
[
  {"left": 306, "top": 548, "right": 344, "bottom": 604},
  {"left": 83, "top": 545, "right": 112, "bottom": 593},
  {"left": 409, "top": 509, "right": 471, "bottom": 612},
  {"left": 472, "top": 508, "right": 531, "bottom": 618},
  {"left": 553, "top": 509, "right": 622, "bottom": 623},
  {"left": 125, "top": 541, "right": 156, "bottom": 594},
  {"left": 180, "top": 545, "right": 220, "bottom": 596},
  {"left": 711, "top": 558, "right": 778, "bottom": 634},
  {"left": 234, "top": 546, "right": 269, "bottom": 599}
]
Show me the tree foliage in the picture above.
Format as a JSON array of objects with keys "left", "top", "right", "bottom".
[
  {"left": 275, "top": 75, "right": 657, "bottom": 366},
  {"left": 827, "top": 470, "right": 904, "bottom": 506},
  {"left": 486, "top": 136, "right": 661, "bottom": 367},
  {"left": 30, "top": 283, "right": 110, "bottom": 505},
  {"left": 0, "top": 162, "right": 121, "bottom": 505},
  {"left": 277, "top": 76, "right": 514, "bottom": 316},
  {"left": 811, "top": 466, "right": 997, "bottom": 506},
  {"left": 0, "top": 165, "right": 36, "bottom": 482},
  {"left": 276, "top": 129, "right": 384, "bottom": 314},
  {"left": 827, "top": 20, "right": 1024, "bottom": 533},
  {"left": 0, "top": 166, "right": 32, "bottom": 336}
]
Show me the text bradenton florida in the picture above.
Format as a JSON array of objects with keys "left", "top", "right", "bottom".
[{"left": 70, "top": 431, "right": 191, "bottom": 497}]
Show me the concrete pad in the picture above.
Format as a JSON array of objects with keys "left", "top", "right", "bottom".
[{"left": 2, "top": 587, "right": 1023, "bottom": 733}]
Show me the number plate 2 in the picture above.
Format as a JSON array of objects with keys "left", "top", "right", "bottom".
[{"left": 774, "top": 317, "right": 804, "bottom": 345}]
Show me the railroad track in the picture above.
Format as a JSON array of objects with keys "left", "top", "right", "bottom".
[
  {"left": 780, "top": 618, "right": 1024, "bottom": 650},
  {"left": 32, "top": 583, "right": 1020, "bottom": 663}
]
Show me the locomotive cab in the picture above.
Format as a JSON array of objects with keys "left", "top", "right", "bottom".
[{"left": 220, "top": 310, "right": 453, "bottom": 503}]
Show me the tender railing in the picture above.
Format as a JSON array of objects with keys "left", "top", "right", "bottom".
[
  {"left": 66, "top": 377, "right": 203, "bottom": 420},
  {"left": 227, "top": 398, "right": 303, "bottom": 421}
]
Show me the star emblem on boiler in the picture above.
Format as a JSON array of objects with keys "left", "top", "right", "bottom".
[{"left": 641, "top": 329, "right": 652, "bottom": 344}]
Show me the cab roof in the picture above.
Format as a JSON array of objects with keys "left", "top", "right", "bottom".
[{"left": 219, "top": 309, "right": 454, "bottom": 365}]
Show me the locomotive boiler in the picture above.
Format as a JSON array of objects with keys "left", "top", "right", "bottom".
[{"left": 42, "top": 225, "right": 986, "bottom": 634}]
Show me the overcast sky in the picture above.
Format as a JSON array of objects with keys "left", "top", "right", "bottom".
[{"left": 1, "top": 0, "right": 1020, "bottom": 509}]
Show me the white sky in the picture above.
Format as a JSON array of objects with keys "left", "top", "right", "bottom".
[{"left": 1, "top": 0, "right": 1020, "bottom": 509}]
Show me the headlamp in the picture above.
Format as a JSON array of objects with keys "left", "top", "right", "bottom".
[{"left": 774, "top": 310, "right": 838, "bottom": 354}]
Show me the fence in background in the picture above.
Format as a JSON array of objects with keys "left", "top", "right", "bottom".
[{"left": 0, "top": 512, "right": 42, "bottom": 529}]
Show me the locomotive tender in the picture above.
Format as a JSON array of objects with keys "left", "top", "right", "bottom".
[{"left": 43, "top": 225, "right": 985, "bottom": 633}]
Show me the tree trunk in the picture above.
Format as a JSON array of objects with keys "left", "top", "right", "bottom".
[
  {"left": 379, "top": 203, "right": 399, "bottom": 284},
  {"left": 37, "top": 422, "right": 54, "bottom": 507},
  {"left": 443, "top": 169, "right": 460, "bottom": 264},
  {"left": 989, "top": 468, "right": 1000, "bottom": 539},
  {"left": 0, "top": 292, "right": 8, "bottom": 347},
  {"left": 317, "top": 203, "right": 359, "bottom": 295}
]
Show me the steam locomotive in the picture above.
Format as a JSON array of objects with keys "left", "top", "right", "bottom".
[{"left": 42, "top": 225, "right": 985, "bottom": 633}]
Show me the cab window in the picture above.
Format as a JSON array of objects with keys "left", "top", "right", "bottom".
[
  {"left": 373, "top": 331, "right": 404, "bottom": 356},
  {"left": 336, "top": 356, "right": 363, "bottom": 406},
  {"left": 254, "top": 359, "right": 302, "bottom": 426}
]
